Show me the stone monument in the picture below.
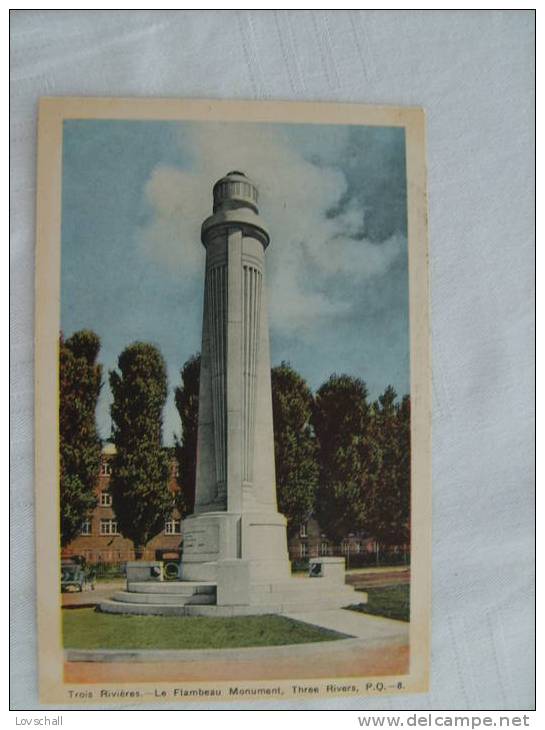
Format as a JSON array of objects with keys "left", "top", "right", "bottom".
[
  {"left": 100, "top": 172, "right": 362, "bottom": 616},
  {"left": 180, "top": 171, "right": 290, "bottom": 587}
]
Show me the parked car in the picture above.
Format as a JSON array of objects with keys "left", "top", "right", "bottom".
[{"left": 61, "top": 559, "right": 96, "bottom": 592}]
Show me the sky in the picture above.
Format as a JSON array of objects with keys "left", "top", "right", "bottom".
[{"left": 61, "top": 119, "right": 409, "bottom": 445}]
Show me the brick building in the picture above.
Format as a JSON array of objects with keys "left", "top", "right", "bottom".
[
  {"left": 287, "top": 517, "right": 378, "bottom": 565},
  {"left": 62, "top": 443, "right": 183, "bottom": 564},
  {"left": 64, "top": 444, "right": 407, "bottom": 568}
]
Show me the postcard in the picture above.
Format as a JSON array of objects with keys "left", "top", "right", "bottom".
[{"left": 35, "top": 97, "right": 431, "bottom": 704}]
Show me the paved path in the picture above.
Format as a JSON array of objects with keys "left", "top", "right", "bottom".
[
  {"left": 64, "top": 610, "right": 409, "bottom": 683},
  {"left": 285, "top": 609, "right": 408, "bottom": 644}
]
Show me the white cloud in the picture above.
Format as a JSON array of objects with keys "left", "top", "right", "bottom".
[
  {"left": 137, "top": 123, "right": 404, "bottom": 336},
  {"left": 137, "top": 165, "right": 206, "bottom": 274}
]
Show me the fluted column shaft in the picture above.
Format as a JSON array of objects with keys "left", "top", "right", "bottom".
[{"left": 182, "top": 172, "right": 289, "bottom": 584}]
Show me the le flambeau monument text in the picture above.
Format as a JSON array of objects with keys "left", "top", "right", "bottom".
[{"left": 100, "top": 171, "right": 362, "bottom": 616}]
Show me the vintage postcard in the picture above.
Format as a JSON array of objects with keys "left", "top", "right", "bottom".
[{"left": 35, "top": 97, "right": 431, "bottom": 705}]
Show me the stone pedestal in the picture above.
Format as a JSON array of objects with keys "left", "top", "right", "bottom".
[
  {"left": 125, "top": 561, "right": 163, "bottom": 583},
  {"left": 309, "top": 557, "right": 346, "bottom": 582},
  {"left": 216, "top": 560, "right": 251, "bottom": 606}
]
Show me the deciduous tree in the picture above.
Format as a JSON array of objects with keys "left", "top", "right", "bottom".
[
  {"left": 271, "top": 362, "right": 318, "bottom": 534},
  {"left": 59, "top": 330, "right": 102, "bottom": 546},
  {"left": 109, "top": 343, "right": 172, "bottom": 559},
  {"left": 368, "top": 387, "right": 410, "bottom": 549},
  {"left": 174, "top": 353, "right": 201, "bottom": 516},
  {"left": 312, "top": 374, "right": 376, "bottom": 542}
]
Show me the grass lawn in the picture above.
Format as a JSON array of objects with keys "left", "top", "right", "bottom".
[
  {"left": 348, "top": 584, "right": 410, "bottom": 622},
  {"left": 63, "top": 608, "right": 349, "bottom": 650}
]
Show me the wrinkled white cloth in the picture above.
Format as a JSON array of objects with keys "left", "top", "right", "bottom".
[{"left": 10, "top": 10, "right": 535, "bottom": 710}]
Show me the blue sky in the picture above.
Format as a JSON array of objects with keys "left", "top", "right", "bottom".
[{"left": 61, "top": 119, "right": 409, "bottom": 445}]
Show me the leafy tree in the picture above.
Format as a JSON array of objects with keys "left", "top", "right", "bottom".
[
  {"left": 59, "top": 330, "right": 102, "bottom": 546},
  {"left": 109, "top": 343, "right": 172, "bottom": 559},
  {"left": 174, "top": 353, "right": 201, "bottom": 516},
  {"left": 312, "top": 374, "right": 376, "bottom": 542},
  {"left": 271, "top": 362, "right": 319, "bottom": 534},
  {"left": 368, "top": 387, "right": 410, "bottom": 548}
]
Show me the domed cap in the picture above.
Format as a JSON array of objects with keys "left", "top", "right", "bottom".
[{"left": 213, "top": 171, "right": 259, "bottom": 214}]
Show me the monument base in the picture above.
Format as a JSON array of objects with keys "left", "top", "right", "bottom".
[
  {"left": 98, "top": 557, "right": 366, "bottom": 617},
  {"left": 179, "top": 510, "right": 291, "bottom": 584}
]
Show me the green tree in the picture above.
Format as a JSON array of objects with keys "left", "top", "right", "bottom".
[
  {"left": 59, "top": 330, "right": 102, "bottom": 546},
  {"left": 174, "top": 353, "right": 201, "bottom": 516},
  {"left": 109, "top": 343, "right": 172, "bottom": 559},
  {"left": 312, "top": 374, "right": 376, "bottom": 543},
  {"left": 368, "top": 387, "right": 410, "bottom": 548},
  {"left": 271, "top": 362, "right": 319, "bottom": 534}
]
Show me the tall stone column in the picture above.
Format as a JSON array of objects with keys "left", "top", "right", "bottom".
[{"left": 181, "top": 172, "right": 290, "bottom": 584}]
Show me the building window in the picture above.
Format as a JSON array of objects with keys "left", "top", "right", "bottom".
[
  {"left": 165, "top": 519, "right": 181, "bottom": 535},
  {"left": 320, "top": 542, "right": 329, "bottom": 556},
  {"left": 99, "top": 461, "right": 112, "bottom": 477},
  {"left": 299, "top": 522, "right": 308, "bottom": 538},
  {"left": 100, "top": 519, "right": 118, "bottom": 535},
  {"left": 80, "top": 520, "right": 92, "bottom": 535},
  {"left": 99, "top": 492, "right": 112, "bottom": 507},
  {"left": 300, "top": 543, "right": 308, "bottom": 558}
]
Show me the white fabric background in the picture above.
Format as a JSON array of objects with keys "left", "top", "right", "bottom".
[{"left": 10, "top": 10, "right": 535, "bottom": 711}]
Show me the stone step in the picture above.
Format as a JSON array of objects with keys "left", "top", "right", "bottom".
[
  {"left": 112, "top": 591, "right": 216, "bottom": 606},
  {"left": 253, "top": 580, "right": 356, "bottom": 594},
  {"left": 252, "top": 582, "right": 359, "bottom": 595},
  {"left": 127, "top": 581, "right": 216, "bottom": 595},
  {"left": 99, "top": 600, "right": 190, "bottom": 616},
  {"left": 99, "top": 590, "right": 366, "bottom": 617},
  {"left": 252, "top": 582, "right": 361, "bottom": 599}
]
